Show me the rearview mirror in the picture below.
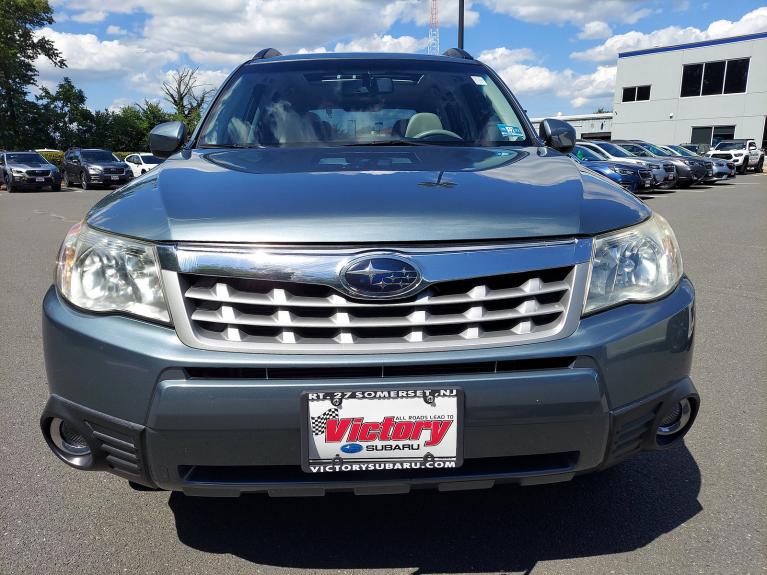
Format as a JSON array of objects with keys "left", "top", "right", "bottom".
[
  {"left": 150, "top": 121, "right": 187, "bottom": 159},
  {"left": 539, "top": 118, "right": 576, "bottom": 153}
]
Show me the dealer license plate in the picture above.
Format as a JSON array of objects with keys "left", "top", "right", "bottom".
[
  {"left": 302, "top": 388, "right": 462, "bottom": 473},
  {"left": 111, "top": 175, "right": 119, "bottom": 180},
  {"left": 35, "top": 177, "right": 44, "bottom": 182}
]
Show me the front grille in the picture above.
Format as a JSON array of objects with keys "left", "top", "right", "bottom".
[
  {"left": 26, "top": 169, "right": 50, "bottom": 177},
  {"left": 102, "top": 167, "right": 124, "bottom": 175},
  {"left": 662, "top": 163, "right": 675, "bottom": 173},
  {"left": 638, "top": 169, "right": 652, "bottom": 178},
  {"left": 180, "top": 265, "right": 576, "bottom": 351},
  {"left": 87, "top": 421, "right": 145, "bottom": 480},
  {"left": 712, "top": 153, "right": 732, "bottom": 160},
  {"left": 727, "top": 162, "right": 735, "bottom": 169}
]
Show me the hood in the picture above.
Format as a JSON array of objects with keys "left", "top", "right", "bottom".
[
  {"left": 85, "top": 161, "right": 129, "bottom": 169},
  {"left": 87, "top": 146, "right": 650, "bottom": 244},
  {"left": 584, "top": 160, "right": 641, "bottom": 173}
]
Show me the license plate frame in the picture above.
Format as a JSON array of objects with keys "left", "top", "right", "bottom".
[
  {"left": 300, "top": 388, "right": 464, "bottom": 474},
  {"left": 35, "top": 177, "right": 44, "bottom": 182},
  {"left": 111, "top": 175, "right": 119, "bottom": 180}
]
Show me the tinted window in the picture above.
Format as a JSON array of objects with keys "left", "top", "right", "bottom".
[
  {"left": 712, "top": 127, "right": 736, "bottom": 146},
  {"left": 724, "top": 58, "right": 749, "bottom": 93},
  {"left": 141, "top": 155, "right": 163, "bottom": 164},
  {"left": 594, "top": 142, "right": 634, "bottom": 158},
  {"left": 622, "top": 87, "right": 636, "bottom": 102},
  {"left": 574, "top": 146, "right": 603, "bottom": 161},
  {"left": 641, "top": 143, "right": 670, "bottom": 156},
  {"left": 702, "top": 61, "right": 726, "bottom": 96},
  {"left": 715, "top": 140, "right": 745, "bottom": 150},
  {"left": 619, "top": 143, "right": 652, "bottom": 157},
  {"left": 636, "top": 85, "right": 651, "bottom": 100},
  {"left": 198, "top": 60, "right": 529, "bottom": 147},
  {"left": 681, "top": 63, "right": 703, "bottom": 97},
  {"left": 6, "top": 152, "right": 46, "bottom": 163},
  {"left": 81, "top": 150, "right": 118, "bottom": 162},
  {"left": 669, "top": 145, "right": 695, "bottom": 157}
]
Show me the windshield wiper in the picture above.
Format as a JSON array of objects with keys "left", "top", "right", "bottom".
[
  {"left": 342, "top": 140, "right": 429, "bottom": 147},
  {"left": 198, "top": 143, "right": 265, "bottom": 149}
]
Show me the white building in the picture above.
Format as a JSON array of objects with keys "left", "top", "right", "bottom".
[
  {"left": 530, "top": 113, "right": 613, "bottom": 140},
  {"left": 611, "top": 32, "right": 767, "bottom": 148}
]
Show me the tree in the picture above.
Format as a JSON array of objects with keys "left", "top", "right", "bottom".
[
  {"left": 37, "top": 77, "right": 94, "bottom": 148},
  {"left": 161, "top": 67, "right": 214, "bottom": 130},
  {"left": 593, "top": 107, "right": 612, "bottom": 114},
  {"left": 136, "top": 99, "right": 171, "bottom": 148},
  {"left": 0, "top": 0, "right": 65, "bottom": 148}
]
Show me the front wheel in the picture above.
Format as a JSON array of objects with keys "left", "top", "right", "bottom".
[
  {"left": 6, "top": 175, "right": 15, "bottom": 193},
  {"left": 755, "top": 157, "right": 764, "bottom": 172},
  {"left": 738, "top": 159, "right": 748, "bottom": 174},
  {"left": 62, "top": 171, "right": 70, "bottom": 187},
  {"left": 81, "top": 172, "right": 90, "bottom": 190}
]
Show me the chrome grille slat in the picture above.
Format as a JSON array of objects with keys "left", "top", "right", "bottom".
[
  {"left": 184, "top": 279, "right": 571, "bottom": 308},
  {"left": 190, "top": 301, "right": 566, "bottom": 329}
]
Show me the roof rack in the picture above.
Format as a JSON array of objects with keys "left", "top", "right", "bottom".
[
  {"left": 252, "top": 48, "right": 283, "bottom": 60},
  {"left": 442, "top": 48, "right": 473, "bottom": 60}
]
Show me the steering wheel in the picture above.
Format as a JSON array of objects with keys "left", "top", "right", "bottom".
[{"left": 412, "top": 129, "right": 463, "bottom": 141}]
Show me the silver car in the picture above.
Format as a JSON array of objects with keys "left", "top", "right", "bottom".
[
  {"left": 663, "top": 145, "right": 734, "bottom": 182},
  {"left": 577, "top": 141, "right": 676, "bottom": 189}
]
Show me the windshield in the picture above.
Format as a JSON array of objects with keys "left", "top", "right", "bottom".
[
  {"left": 198, "top": 60, "right": 529, "bottom": 148},
  {"left": 617, "top": 143, "right": 653, "bottom": 157},
  {"left": 141, "top": 155, "right": 163, "bottom": 164},
  {"left": 594, "top": 142, "right": 635, "bottom": 158},
  {"left": 639, "top": 142, "right": 671, "bottom": 156},
  {"left": 82, "top": 150, "right": 119, "bottom": 162},
  {"left": 668, "top": 145, "right": 695, "bottom": 157},
  {"left": 715, "top": 141, "right": 746, "bottom": 150},
  {"left": 6, "top": 153, "right": 47, "bottom": 164},
  {"left": 573, "top": 145, "right": 605, "bottom": 162}
]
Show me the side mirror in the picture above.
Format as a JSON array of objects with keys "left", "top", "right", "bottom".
[
  {"left": 538, "top": 118, "right": 576, "bottom": 153},
  {"left": 150, "top": 121, "right": 187, "bottom": 159}
]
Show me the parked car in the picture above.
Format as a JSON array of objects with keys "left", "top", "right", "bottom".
[
  {"left": 41, "top": 48, "right": 698, "bottom": 496},
  {"left": 570, "top": 144, "right": 653, "bottom": 193},
  {"left": 662, "top": 145, "right": 734, "bottom": 182},
  {"left": 707, "top": 139, "right": 764, "bottom": 174},
  {"left": 614, "top": 140, "right": 705, "bottom": 188},
  {"left": 680, "top": 143, "right": 710, "bottom": 155},
  {"left": 62, "top": 148, "right": 132, "bottom": 190},
  {"left": 124, "top": 153, "right": 164, "bottom": 177},
  {"left": 578, "top": 140, "right": 675, "bottom": 188},
  {"left": 1, "top": 151, "right": 62, "bottom": 192}
]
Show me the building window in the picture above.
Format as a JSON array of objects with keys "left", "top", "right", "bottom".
[
  {"left": 681, "top": 58, "right": 750, "bottom": 97},
  {"left": 724, "top": 58, "right": 749, "bottom": 93},
  {"left": 621, "top": 85, "right": 651, "bottom": 102},
  {"left": 690, "top": 125, "right": 736, "bottom": 146}
]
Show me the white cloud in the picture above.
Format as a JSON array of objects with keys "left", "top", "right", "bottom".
[
  {"left": 106, "top": 25, "right": 128, "bottom": 36},
  {"left": 333, "top": 33, "right": 428, "bottom": 53},
  {"left": 578, "top": 21, "right": 613, "bottom": 40},
  {"left": 477, "top": 0, "right": 652, "bottom": 26},
  {"left": 479, "top": 47, "right": 615, "bottom": 109},
  {"left": 71, "top": 10, "right": 106, "bottom": 23},
  {"left": 572, "top": 6, "right": 767, "bottom": 62}
]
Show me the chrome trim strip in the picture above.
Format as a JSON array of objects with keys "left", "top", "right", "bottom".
[{"left": 159, "top": 239, "right": 592, "bottom": 294}]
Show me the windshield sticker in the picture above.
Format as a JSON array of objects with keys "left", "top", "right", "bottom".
[
  {"left": 497, "top": 124, "right": 524, "bottom": 140},
  {"left": 471, "top": 75, "right": 487, "bottom": 86}
]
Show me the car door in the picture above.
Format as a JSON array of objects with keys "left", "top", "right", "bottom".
[{"left": 748, "top": 141, "right": 759, "bottom": 164}]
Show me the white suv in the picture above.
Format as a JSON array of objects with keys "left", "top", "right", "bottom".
[
  {"left": 124, "top": 153, "right": 164, "bottom": 177},
  {"left": 707, "top": 140, "right": 764, "bottom": 174}
]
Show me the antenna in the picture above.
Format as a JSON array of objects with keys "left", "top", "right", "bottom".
[{"left": 427, "top": 0, "right": 439, "bottom": 55}]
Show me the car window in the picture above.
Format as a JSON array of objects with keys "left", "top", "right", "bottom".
[
  {"left": 141, "top": 155, "right": 163, "bottom": 165},
  {"left": 715, "top": 141, "right": 745, "bottom": 150},
  {"left": 574, "top": 146, "right": 603, "bottom": 162},
  {"left": 198, "top": 60, "right": 530, "bottom": 148},
  {"left": 640, "top": 143, "right": 671, "bottom": 156},
  {"left": 6, "top": 152, "right": 46, "bottom": 163},
  {"left": 618, "top": 143, "right": 652, "bottom": 157},
  {"left": 669, "top": 145, "right": 695, "bottom": 157},
  {"left": 81, "top": 150, "right": 118, "bottom": 162},
  {"left": 593, "top": 142, "right": 633, "bottom": 158}
]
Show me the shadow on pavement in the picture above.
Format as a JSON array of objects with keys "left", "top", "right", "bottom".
[{"left": 169, "top": 444, "right": 702, "bottom": 573}]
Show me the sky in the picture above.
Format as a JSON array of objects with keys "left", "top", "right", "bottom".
[{"left": 36, "top": 0, "right": 767, "bottom": 118}]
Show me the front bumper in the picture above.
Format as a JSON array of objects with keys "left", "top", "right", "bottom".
[
  {"left": 40, "top": 279, "right": 698, "bottom": 496},
  {"left": 12, "top": 175, "right": 60, "bottom": 188},
  {"left": 87, "top": 173, "right": 131, "bottom": 185}
]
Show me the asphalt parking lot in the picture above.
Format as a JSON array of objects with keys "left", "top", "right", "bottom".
[{"left": 1, "top": 173, "right": 765, "bottom": 575}]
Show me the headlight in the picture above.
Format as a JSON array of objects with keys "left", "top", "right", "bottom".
[
  {"left": 55, "top": 223, "right": 170, "bottom": 323},
  {"left": 734, "top": 152, "right": 743, "bottom": 157},
  {"left": 681, "top": 159, "right": 693, "bottom": 166},
  {"left": 649, "top": 163, "right": 661, "bottom": 170},
  {"left": 614, "top": 167, "right": 634, "bottom": 175},
  {"left": 87, "top": 166, "right": 103, "bottom": 174},
  {"left": 11, "top": 168, "right": 25, "bottom": 175},
  {"left": 584, "top": 214, "right": 683, "bottom": 314}
]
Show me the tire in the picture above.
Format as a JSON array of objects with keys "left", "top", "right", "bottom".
[
  {"left": 62, "top": 171, "right": 70, "bottom": 187},
  {"left": 81, "top": 172, "right": 90, "bottom": 190},
  {"left": 755, "top": 157, "right": 764, "bottom": 173},
  {"left": 51, "top": 183, "right": 61, "bottom": 192},
  {"left": 6, "top": 175, "right": 15, "bottom": 193},
  {"left": 738, "top": 159, "right": 748, "bottom": 175}
]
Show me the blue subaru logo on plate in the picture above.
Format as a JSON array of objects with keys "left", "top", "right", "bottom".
[
  {"left": 341, "top": 443, "right": 364, "bottom": 454},
  {"left": 341, "top": 255, "right": 422, "bottom": 299}
]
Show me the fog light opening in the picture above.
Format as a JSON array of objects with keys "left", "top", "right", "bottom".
[
  {"left": 49, "top": 417, "right": 93, "bottom": 468},
  {"left": 656, "top": 398, "right": 693, "bottom": 445}
]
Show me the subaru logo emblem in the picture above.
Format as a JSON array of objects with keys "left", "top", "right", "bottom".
[
  {"left": 341, "top": 443, "right": 364, "bottom": 454},
  {"left": 340, "top": 255, "right": 422, "bottom": 299}
]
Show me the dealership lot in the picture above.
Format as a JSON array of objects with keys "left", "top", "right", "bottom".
[{"left": 0, "top": 174, "right": 765, "bottom": 574}]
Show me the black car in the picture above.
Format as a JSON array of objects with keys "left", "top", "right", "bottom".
[
  {"left": 1, "top": 151, "right": 62, "bottom": 192},
  {"left": 62, "top": 148, "right": 132, "bottom": 190}
]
